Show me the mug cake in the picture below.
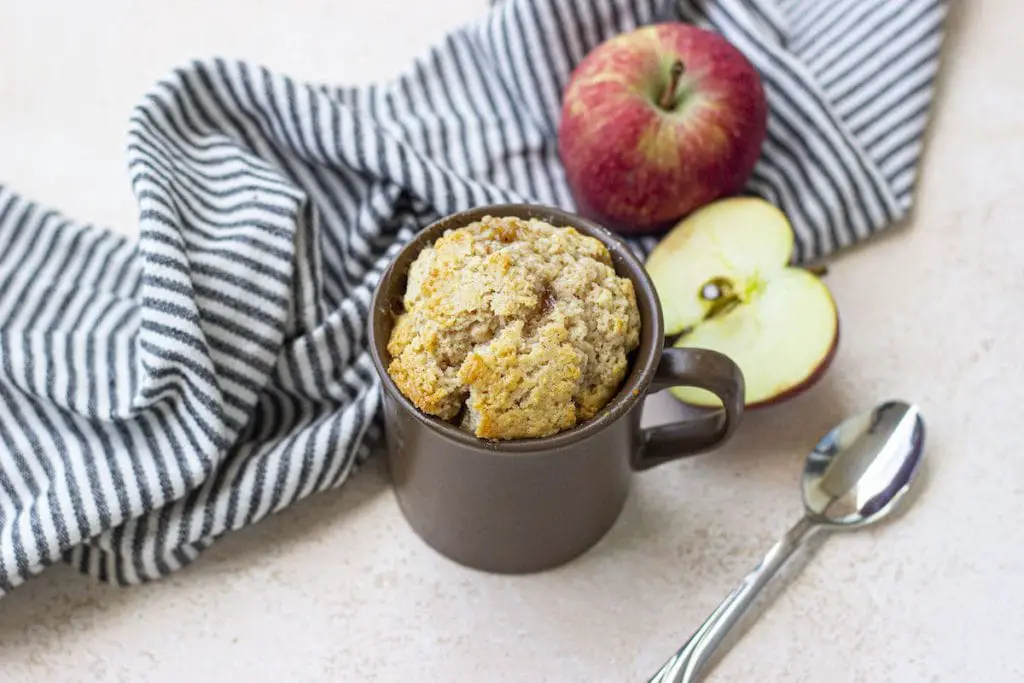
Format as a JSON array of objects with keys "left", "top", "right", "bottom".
[{"left": 386, "top": 215, "right": 641, "bottom": 440}]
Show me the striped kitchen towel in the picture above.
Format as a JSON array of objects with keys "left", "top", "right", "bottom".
[{"left": 0, "top": 0, "right": 948, "bottom": 595}]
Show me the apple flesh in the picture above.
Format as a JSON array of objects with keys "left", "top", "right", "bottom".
[
  {"left": 557, "top": 22, "right": 767, "bottom": 234},
  {"left": 645, "top": 197, "right": 839, "bottom": 408}
]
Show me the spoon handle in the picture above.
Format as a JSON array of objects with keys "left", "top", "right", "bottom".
[{"left": 650, "top": 516, "right": 818, "bottom": 683}]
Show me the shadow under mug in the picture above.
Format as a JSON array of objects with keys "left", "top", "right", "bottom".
[{"left": 368, "top": 204, "right": 745, "bottom": 574}]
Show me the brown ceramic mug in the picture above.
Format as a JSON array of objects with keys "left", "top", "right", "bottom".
[{"left": 369, "top": 204, "right": 745, "bottom": 574}]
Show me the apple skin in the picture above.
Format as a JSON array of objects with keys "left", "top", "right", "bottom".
[{"left": 558, "top": 22, "right": 767, "bottom": 234}]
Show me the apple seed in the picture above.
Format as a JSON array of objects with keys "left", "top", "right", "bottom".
[
  {"left": 700, "top": 277, "right": 742, "bottom": 320},
  {"left": 699, "top": 276, "right": 734, "bottom": 301}
]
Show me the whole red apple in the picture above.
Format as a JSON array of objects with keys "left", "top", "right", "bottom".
[{"left": 557, "top": 22, "right": 767, "bottom": 234}]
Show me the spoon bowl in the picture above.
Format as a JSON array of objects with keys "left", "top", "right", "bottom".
[{"left": 802, "top": 400, "right": 925, "bottom": 527}]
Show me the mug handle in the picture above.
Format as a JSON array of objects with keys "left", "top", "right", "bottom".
[{"left": 631, "top": 347, "right": 745, "bottom": 471}]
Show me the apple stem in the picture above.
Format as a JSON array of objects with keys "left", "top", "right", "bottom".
[
  {"left": 659, "top": 60, "right": 685, "bottom": 110},
  {"left": 806, "top": 264, "right": 829, "bottom": 277}
]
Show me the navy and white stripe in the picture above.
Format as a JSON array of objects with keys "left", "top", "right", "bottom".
[{"left": 0, "top": 0, "right": 947, "bottom": 594}]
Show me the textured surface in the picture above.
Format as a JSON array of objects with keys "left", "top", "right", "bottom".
[
  {"left": 0, "top": 1, "right": 1021, "bottom": 683},
  {"left": 387, "top": 215, "right": 640, "bottom": 438}
]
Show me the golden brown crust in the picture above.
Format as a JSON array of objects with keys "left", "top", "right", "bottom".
[{"left": 386, "top": 215, "right": 641, "bottom": 440}]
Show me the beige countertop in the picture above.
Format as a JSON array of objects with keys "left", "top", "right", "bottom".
[{"left": 0, "top": 1, "right": 1020, "bottom": 681}]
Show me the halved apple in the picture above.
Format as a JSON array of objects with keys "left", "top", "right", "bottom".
[{"left": 645, "top": 197, "right": 839, "bottom": 408}]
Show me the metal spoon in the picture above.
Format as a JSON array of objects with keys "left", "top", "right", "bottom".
[{"left": 650, "top": 400, "right": 926, "bottom": 683}]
